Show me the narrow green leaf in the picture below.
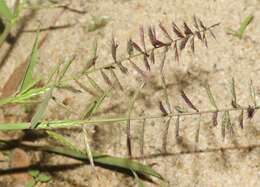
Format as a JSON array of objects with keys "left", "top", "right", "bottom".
[
  {"left": 81, "top": 88, "right": 110, "bottom": 119},
  {"left": 19, "top": 32, "right": 40, "bottom": 94},
  {"left": 32, "top": 145, "right": 163, "bottom": 179},
  {"left": 0, "top": 117, "right": 129, "bottom": 131},
  {"left": 236, "top": 15, "right": 253, "bottom": 39},
  {"left": 0, "top": 87, "right": 49, "bottom": 106},
  {"left": 0, "top": 0, "right": 14, "bottom": 22},
  {"left": 204, "top": 82, "right": 218, "bottom": 109},
  {"left": 45, "top": 130, "right": 162, "bottom": 179},
  {"left": 30, "top": 85, "right": 54, "bottom": 129}
]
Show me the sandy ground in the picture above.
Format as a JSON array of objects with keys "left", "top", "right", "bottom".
[{"left": 0, "top": 0, "right": 260, "bottom": 186}]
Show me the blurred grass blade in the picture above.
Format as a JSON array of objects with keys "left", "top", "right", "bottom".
[
  {"left": 0, "top": 117, "right": 130, "bottom": 131},
  {"left": 43, "top": 131, "right": 162, "bottom": 179},
  {"left": 86, "top": 75, "right": 104, "bottom": 94},
  {"left": 46, "top": 130, "right": 79, "bottom": 152},
  {"left": 13, "top": 0, "right": 20, "bottom": 18},
  {"left": 132, "top": 170, "right": 145, "bottom": 187},
  {"left": 204, "top": 82, "right": 218, "bottom": 109},
  {"left": 27, "top": 144, "right": 163, "bottom": 179},
  {"left": 82, "top": 127, "right": 95, "bottom": 168},
  {"left": 0, "top": 0, "right": 14, "bottom": 22},
  {"left": 82, "top": 39, "right": 98, "bottom": 73},
  {"left": 58, "top": 56, "right": 76, "bottom": 82},
  {"left": 221, "top": 111, "right": 227, "bottom": 141},
  {"left": 81, "top": 88, "right": 110, "bottom": 119},
  {"left": 236, "top": 15, "right": 253, "bottom": 39},
  {"left": 249, "top": 79, "right": 257, "bottom": 107},
  {"left": 30, "top": 84, "right": 54, "bottom": 128},
  {"left": 0, "top": 87, "right": 49, "bottom": 106},
  {"left": 127, "top": 82, "right": 145, "bottom": 157},
  {"left": 19, "top": 32, "right": 40, "bottom": 94},
  {"left": 230, "top": 77, "right": 239, "bottom": 108}
]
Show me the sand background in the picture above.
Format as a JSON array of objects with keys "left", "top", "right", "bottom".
[{"left": 0, "top": 0, "right": 260, "bottom": 186}]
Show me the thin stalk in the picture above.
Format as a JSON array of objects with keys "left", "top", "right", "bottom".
[{"left": 0, "top": 105, "right": 258, "bottom": 131}]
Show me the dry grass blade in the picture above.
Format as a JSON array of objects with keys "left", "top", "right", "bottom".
[
  {"left": 208, "top": 28, "right": 216, "bottom": 40},
  {"left": 150, "top": 49, "right": 155, "bottom": 64},
  {"left": 193, "top": 15, "right": 200, "bottom": 30},
  {"left": 175, "top": 116, "right": 180, "bottom": 142},
  {"left": 74, "top": 79, "right": 99, "bottom": 97},
  {"left": 131, "top": 40, "right": 145, "bottom": 55},
  {"left": 111, "top": 34, "right": 118, "bottom": 62},
  {"left": 230, "top": 77, "right": 240, "bottom": 108},
  {"left": 148, "top": 26, "right": 157, "bottom": 47},
  {"left": 139, "top": 26, "right": 147, "bottom": 53},
  {"left": 86, "top": 75, "right": 104, "bottom": 95},
  {"left": 180, "top": 37, "right": 189, "bottom": 51},
  {"left": 129, "top": 59, "right": 148, "bottom": 80},
  {"left": 195, "top": 115, "right": 201, "bottom": 143},
  {"left": 162, "top": 117, "right": 172, "bottom": 153},
  {"left": 148, "top": 26, "right": 166, "bottom": 48},
  {"left": 127, "top": 39, "right": 134, "bottom": 57},
  {"left": 202, "top": 32, "right": 208, "bottom": 48},
  {"left": 249, "top": 79, "right": 257, "bottom": 107},
  {"left": 58, "top": 55, "right": 76, "bottom": 82},
  {"left": 221, "top": 111, "right": 227, "bottom": 141},
  {"left": 183, "top": 22, "right": 193, "bottom": 35},
  {"left": 109, "top": 69, "right": 124, "bottom": 91},
  {"left": 247, "top": 105, "right": 255, "bottom": 119},
  {"left": 174, "top": 42, "right": 179, "bottom": 63},
  {"left": 159, "top": 22, "right": 173, "bottom": 42},
  {"left": 180, "top": 89, "right": 199, "bottom": 112},
  {"left": 82, "top": 127, "right": 95, "bottom": 169},
  {"left": 100, "top": 70, "right": 113, "bottom": 87},
  {"left": 172, "top": 21, "right": 184, "bottom": 38},
  {"left": 195, "top": 31, "right": 202, "bottom": 41},
  {"left": 143, "top": 55, "right": 150, "bottom": 71},
  {"left": 160, "top": 47, "right": 171, "bottom": 113},
  {"left": 199, "top": 19, "right": 207, "bottom": 30},
  {"left": 83, "top": 40, "right": 98, "bottom": 73},
  {"left": 226, "top": 111, "right": 234, "bottom": 137},
  {"left": 212, "top": 111, "right": 218, "bottom": 126},
  {"left": 111, "top": 35, "right": 127, "bottom": 73},
  {"left": 204, "top": 82, "right": 218, "bottom": 109},
  {"left": 159, "top": 101, "right": 168, "bottom": 116},
  {"left": 190, "top": 36, "right": 195, "bottom": 53},
  {"left": 238, "top": 110, "right": 244, "bottom": 129}
]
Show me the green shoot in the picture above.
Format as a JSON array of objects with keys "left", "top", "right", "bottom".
[
  {"left": 228, "top": 15, "right": 254, "bottom": 39},
  {"left": 19, "top": 31, "right": 40, "bottom": 94}
]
